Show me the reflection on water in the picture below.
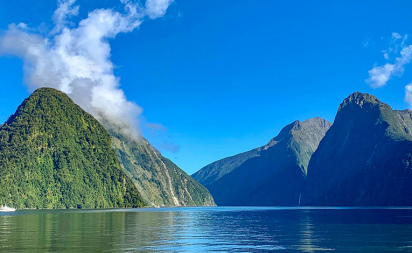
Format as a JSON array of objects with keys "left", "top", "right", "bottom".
[{"left": 0, "top": 207, "right": 412, "bottom": 252}]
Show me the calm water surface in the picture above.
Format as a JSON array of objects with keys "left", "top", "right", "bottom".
[{"left": 0, "top": 207, "right": 412, "bottom": 252}]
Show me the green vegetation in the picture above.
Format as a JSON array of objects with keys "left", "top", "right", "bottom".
[
  {"left": 110, "top": 129, "right": 215, "bottom": 207},
  {"left": 0, "top": 88, "right": 145, "bottom": 209}
]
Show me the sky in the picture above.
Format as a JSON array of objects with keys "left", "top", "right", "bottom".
[{"left": 0, "top": 0, "right": 411, "bottom": 175}]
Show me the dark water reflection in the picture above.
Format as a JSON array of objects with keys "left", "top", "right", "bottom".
[{"left": 1, "top": 207, "right": 412, "bottom": 252}]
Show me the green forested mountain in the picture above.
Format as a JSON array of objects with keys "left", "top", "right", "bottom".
[
  {"left": 109, "top": 129, "right": 215, "bottom": 207},
  {"left": 304, "top": 92, "right": 412, "bottom": 206},
  {"left": 193, "top": 117, "right": 331, "bottom": 206},
  {"left": 0, "top": 88, "right": 145, "bottom": 209}
]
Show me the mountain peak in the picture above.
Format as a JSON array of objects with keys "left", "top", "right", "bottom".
[
  {"left": 305, "top": 92, "right": 412, "bottom": 206},
  {"left": 265, "top": 117, "right": 331, "bottom": 148},
  {"left": 29, "top": 87, "right": 69, "bottom": 101},
  {"left": 33, "top": 87, "right": 62, "bottom": 94},
  {"left": 193, "top": 117, "right": 331, "bottom": 206},
  {"left": 339, "top": 92, "right": 382, "bottom": 111}
]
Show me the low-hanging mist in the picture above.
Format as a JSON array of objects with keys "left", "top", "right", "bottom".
[{"left": 0, "top": 0, "right": 173, "bottom": 139}]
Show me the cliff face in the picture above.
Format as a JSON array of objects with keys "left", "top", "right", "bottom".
[
  {"left": 194, "top": 117, "right": 331, "bottom": 206},
  {"left": 304, "top": 92, "right": 412, "bottom": 206},
  {"left": 0, "top": 88, "right": 144, "bottom": 209},
  {"left": 110, "top": 129, "right": 215, "bottom": 207}
]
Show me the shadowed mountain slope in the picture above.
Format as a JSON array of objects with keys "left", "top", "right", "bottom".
[
  {"left": 304, "top": 92, "right": 412, "bottom": 206},
  {"left": 193, "top": 117, "right": 331, "bottom": 206}
]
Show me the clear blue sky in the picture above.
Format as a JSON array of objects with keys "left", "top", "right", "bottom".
[{"left": 0, "top": 0, "right": 412, "bottom": 175}]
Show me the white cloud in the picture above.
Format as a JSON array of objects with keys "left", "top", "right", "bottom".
[
  {"left": 405, "top": 82, "right": 412, "bottom": 107},
  {"left": 51, "top": 0, "right": 79, "bottom": 34},
  {"left": 367, "top": 63, "right": 396, "bottom": 88},
  {"left": 380, "top": 33, "right": 408, "bottom": 60},
  {"left": 366, "top": 33, "right": 412, "bottom": 88},
  {"left": 16, "top": 23, "right": 29, "bottom": 30},
  {"left": 392, "top": 32, "right": 402, "bottom": 40},
  {"left": 0, "top": 0, "right": 173, "bottom": 139},
  {"left": 145, "top": 0, "right": 174, "bottom": 19}
]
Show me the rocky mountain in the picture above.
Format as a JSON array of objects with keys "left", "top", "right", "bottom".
[
  {"left": 110, "top": 129, "right": 215, "bottom": 207},
  {"left": 304, "top": 92, "right": 412, "bottom": 206},
  {"left": 193, "top": 117, "right": 331, "bottom": 206},
  {"left": 0, "top": 88, "right": 145, "bottom": 209}
]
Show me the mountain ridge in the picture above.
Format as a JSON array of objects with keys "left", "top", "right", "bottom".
[
  {"left": 110, "top": 128, "right": 215, "bottom": 207},
  {"left": 193, "top": 117, "right": 332, "bottom": 206}
]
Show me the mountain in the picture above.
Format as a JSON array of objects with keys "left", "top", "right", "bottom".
[
  {"left": 110, "top": 129, "right": 215, "bottom": 207},
  {"left": 0, "top": 88, "right": 145, "bottom": 209},
  {"left": 193, "top": 117, "right": 332, "bottom": 206},
  {"left": 192, "top": 147, "right": 262, "bottom": 188},
  {"left": 304, "top": 92, "right": 412, "bottom": 206}
]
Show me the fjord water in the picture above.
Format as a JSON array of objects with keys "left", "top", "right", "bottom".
[{"left": 1, "top": 207, "right": 412, "bottom": 252}]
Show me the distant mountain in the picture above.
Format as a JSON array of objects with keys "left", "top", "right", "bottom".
[
  {"left": 304, "top": 92, "right": 412, "bottom": 206},
  {"left": 0, "top": 88, "right": 144, "bottom": 209},
  {"left": 193, "top": 117, "right": 331, "bottom": 206},
  {"left": 192, "top": 147, "right": 262, "bottom": 188},
  {"left": 110, "top": 129, "right": 215, "bottom": 207}
]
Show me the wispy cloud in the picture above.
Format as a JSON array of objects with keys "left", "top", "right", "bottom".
[
  {"left": 0, "top": 0, "right": 174, "bottom": 139},
  {"left": 381, "top": 33, "right": 408, "bottom": 60},
  {"left": 367, "top": 33, "right": 412, "bottom": 109},
  {"left": 51, "top": 0, "right": 79, "bottom": 34},
  {"left": 145, "top": 0, "right": 174, "bottom": 19},
  {"left": 366, "top": 33, "right": 412, "bottom": 88}
]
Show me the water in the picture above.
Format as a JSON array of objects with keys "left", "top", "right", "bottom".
[{"left": 1, "top": 207, "right": 412, "bottom": 252}]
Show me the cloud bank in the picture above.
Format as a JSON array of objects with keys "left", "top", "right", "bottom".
[{"left": 0, "top": 0, "right": 173, "bottom": 139}]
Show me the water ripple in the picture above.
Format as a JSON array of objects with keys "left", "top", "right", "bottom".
[{"left": 0, "top": 207, "right": 412, "bottom": 252}]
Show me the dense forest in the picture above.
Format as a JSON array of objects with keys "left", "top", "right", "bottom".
[{"left": 0, "top": 88, "right": 145, "bottom": 209}]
